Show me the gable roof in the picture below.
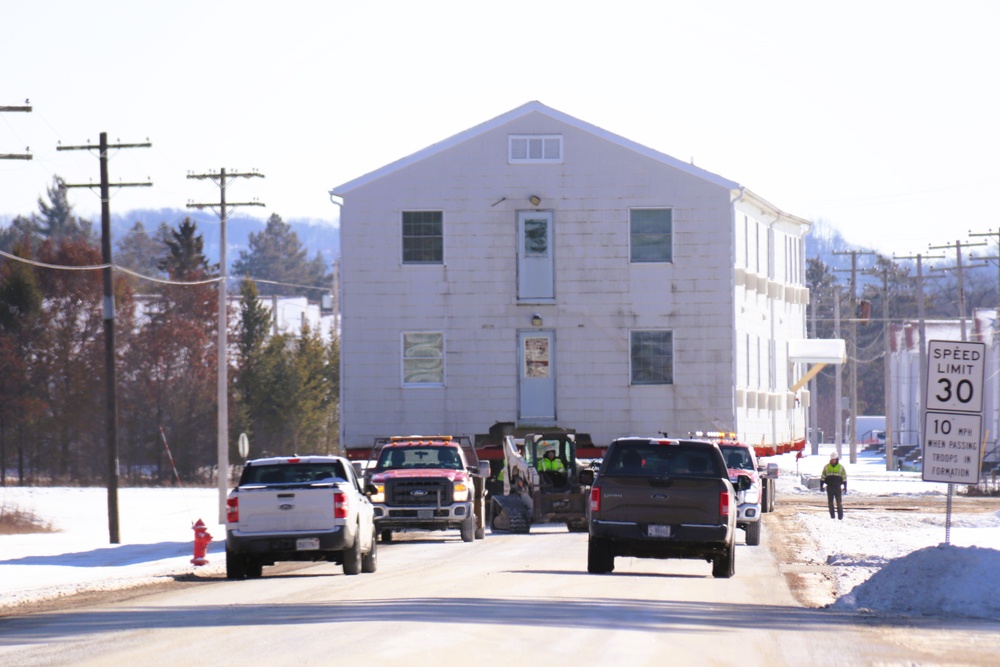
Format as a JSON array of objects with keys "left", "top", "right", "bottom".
[{"left": 330, "top": 101, "right": 740, "bottom": 195}]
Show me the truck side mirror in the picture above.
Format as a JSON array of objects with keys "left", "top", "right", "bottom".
[
  {"left": 579, "top": 469, "right": 595, "bottom": 486},
  {"left": 764, "top": 462, "right": 779, "bottom": 479}
]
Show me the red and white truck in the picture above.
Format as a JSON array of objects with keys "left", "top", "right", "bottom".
[{"left": 365, "top": 436, "right": 488, "bottom": 543}]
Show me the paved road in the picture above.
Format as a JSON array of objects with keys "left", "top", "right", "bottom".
[{"left": 0, "top": 518, "right": 992, "bottom": 666}]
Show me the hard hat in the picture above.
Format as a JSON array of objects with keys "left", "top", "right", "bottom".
[{"left": 830, "top": 452, "right": 840, "bottom": 460}]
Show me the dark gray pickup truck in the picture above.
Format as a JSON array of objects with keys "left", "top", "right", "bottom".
[{"left": 581, "top": 437, "right": 747, "bottom": 578}]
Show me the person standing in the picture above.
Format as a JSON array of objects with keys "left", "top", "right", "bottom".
[{"left": 820, "top": 452, "right": 847, "bottom": 519}]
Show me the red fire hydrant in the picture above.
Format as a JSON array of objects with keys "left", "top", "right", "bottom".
[{"left": 191, "top": 518, "right": 213, "bottom": 566}]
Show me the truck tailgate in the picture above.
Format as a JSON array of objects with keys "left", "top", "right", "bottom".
[
  {"left": 598, "top": 476, "right": 723, "bottom": 525},
  {"left": 234, "top": 484, "right": 340, "bottom": 534}
]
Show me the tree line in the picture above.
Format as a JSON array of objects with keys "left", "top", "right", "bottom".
[{"left": 0, "top": 176, "right": 338, "bottom": 486}]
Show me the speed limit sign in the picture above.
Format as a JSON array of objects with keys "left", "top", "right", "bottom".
[{"left": 926, "top": 340, "right": 985, "bottom": 413}]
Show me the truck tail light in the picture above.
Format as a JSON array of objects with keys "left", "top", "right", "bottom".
[
  {"left": 590, "top": 486, "right": 601, "bottom": 513},
  {"left": 226, "top": 497, "right": 239, "bottom": 523},
  {"left": 334, "top": 491, "right": 349, "bottom": 518},
  {"left": 720, "top": 490, "right": 730, "bottom": 518}
]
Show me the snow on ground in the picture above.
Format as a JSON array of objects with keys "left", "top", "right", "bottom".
[
  {"left": 774, "top": 448, "right": 1000, "bottom": 619},
  {"left": 1, "top": 448, "right": 999, "bottom": 619},
  {"left": 0, "top": 486, "right": 225, "bottom": 611}
]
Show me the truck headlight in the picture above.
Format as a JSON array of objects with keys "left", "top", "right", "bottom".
[
  {"left": 370, "top": 484, "right": 385, "bottom": 504},
  {"left": 453, "top": 482, "right": 469, "bottom": 502},
  {"left": 743, "top": 485, "right": 759, "bottom": 505}
]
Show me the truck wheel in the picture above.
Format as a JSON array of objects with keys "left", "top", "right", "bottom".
[
  {"left": 362, "top": 527, "right": 378, "bottom": 573},
  {"left": 381, "top": 529, "right": 393, "bottom": 543},
  {"left": 343, "top": 528, "right": 363, "bottom": 575},
  {"left": 244, "top": 557, "right": 263, "bottom": 579},
  {"left": 712, "top": 544, "right": 735, "bottom": 578},
  {"left": 587, "top": 538, "right": 614, "bottom": 574},
  {"left": 225, "top": 546, "right": 246, "bottom": 580},
  {"left": 745, "top": 520, "right": 761, "bottom": 546},
  {"left": 460, "top": 513, "right": 475, "bottom": 542}
]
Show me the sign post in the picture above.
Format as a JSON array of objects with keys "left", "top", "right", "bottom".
[{"left": 922, "top": 340, "right": 986, "bottom": 544}]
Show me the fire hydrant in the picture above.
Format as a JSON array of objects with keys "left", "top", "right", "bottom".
[{"left": 191, "top": 518, "right": 213, "bottom": 566}]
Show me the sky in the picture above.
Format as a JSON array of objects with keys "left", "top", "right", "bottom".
[
  {"left": 2, "top": 450, "right": 998, "bottom": 619},
  {"left": 2, "top": 1, "right": 1000, "bottom": 258}
]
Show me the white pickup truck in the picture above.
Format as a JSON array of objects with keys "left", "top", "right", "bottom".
[{"left": 225, "top": 455, "right": 378, "bottom": 579}]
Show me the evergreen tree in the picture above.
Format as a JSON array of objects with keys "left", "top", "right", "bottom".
[
  {"left": 32, "top": 176, "right": 95, "bottom": 243},
  {"left": 232, "top": 278, "right": 273, "bottom": 454},
  {"left": 159, "top": 218, "right": 212, "bottom": 280},
  {"left": 231, "top": 213, "right": 331, "bottom": 297},
  {"left": 116, "top": 221, "right": 169, "bottom": 291}
]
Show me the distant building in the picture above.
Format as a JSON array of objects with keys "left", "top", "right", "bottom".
[
  {"left": 330, "top": 102, "right": 811, "bottom": 452},
  {"left": 889, "top": 310, "right": 999, "bottom": 466}
]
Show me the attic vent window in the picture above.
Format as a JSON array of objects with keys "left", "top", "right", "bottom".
[{"left": 509, "top": 135, "right": 562, "bottom": 163}]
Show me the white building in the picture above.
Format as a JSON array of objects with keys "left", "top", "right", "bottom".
[{"left": 330, "top": 102, "right": 812, "bottom": 452}]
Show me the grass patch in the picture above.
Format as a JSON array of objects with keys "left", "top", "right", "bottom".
[{"left": 0, "top": 505, "right": 54, "bottom": 534}]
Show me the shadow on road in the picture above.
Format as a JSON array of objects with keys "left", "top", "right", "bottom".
[{"left": 2, "top": 595, "right": 991, "bottom": 645}]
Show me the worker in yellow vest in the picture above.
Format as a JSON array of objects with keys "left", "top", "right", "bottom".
[{"left": 820, "top": 452, "right": 847, "bottom": 520}]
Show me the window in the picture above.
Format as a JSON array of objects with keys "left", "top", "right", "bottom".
[
  {"left": 509, "top": 135, "right": 562, "bottom": 163},
  {"left": 630, "top": 331, "right": 673, "bottom": 385},
  {"left": 402, "top": 211, "right": 443, "bottom": 264},
  {"left": 629, "top": 209, "right": 672, "bottom": 263},
  {"left": 402, "top": 332, "right": 444, "bottom": 385}
]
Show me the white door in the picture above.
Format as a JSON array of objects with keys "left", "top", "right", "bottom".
[
  {"left": 517, "top": 211, "right": 554, "bottom": 299},
  {"left": 519, "top": 330, "right": 556, "bottom": 422}
]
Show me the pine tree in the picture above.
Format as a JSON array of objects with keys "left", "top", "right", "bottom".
[{"left": 231, "top": 213, "right": 331, "bottom": 297}]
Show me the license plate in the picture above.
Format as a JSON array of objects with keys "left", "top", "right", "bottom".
[
  {"left": 648, "top": 524, "right": 671, "bottom": 537},
  {"left": 418, "top": 510, "right": 434, "bottom": 519},
  {"left": 296, "top": 538, "right": 320, "bottom": 550}
]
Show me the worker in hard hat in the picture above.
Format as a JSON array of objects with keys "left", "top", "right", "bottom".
[
  {"left": 537, "top": 449, "right": 566, "bottom": 486},
  {"left": 819, "top": 451, "right": 847, "bottom": 520}
]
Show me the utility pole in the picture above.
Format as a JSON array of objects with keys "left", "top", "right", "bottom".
[
  {"left": 968, "top": 229, "right": 1000, "bottom": 472},
  {"left": 809, "top": 286, "right": 819, "bottom": 455},
  {"left": 929, "top": 240, "right": 987, "bottom": 342},
  {"left": 865, "top": 266, "right": 895, "bottom": 471},
  {"left": 0, "top": 101, "right": 32, "bottom": 160},
  {"left": 833, "top": 294, "right": 842, "bottom": 455},
  {"left": 187, "top": 169, "right": 264, "bottom": 523},
  {"left": 58, "top": 133, "right": 152, "bottom": 544},
  {"left": 894, "top": 252, "right": 944, "bottom": 462},
  {"left": 833, "top": 250, "right": 875, "bottom": 463}
]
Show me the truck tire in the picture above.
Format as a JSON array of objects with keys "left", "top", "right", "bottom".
[
  {"left": 381, "top": 529, "right": 393, "bottom": 543},
  {"left": 587, "top": 538, "right": 614, "bottom": 574},
  {"left": 343, "top": 528, "right": 363, "bottom": 575},
  {"left": 745, "top": 520, "right": 761, "bottom": 546},
  {"left": 460, "top": 512, "right": 475, "bottom": 542},
  {"left": 712, "top": 544, "right": 735, "bottom": 578},
  {"left": 362, "top": 527, "right": 378, "bottom": 573},
  {"left": 244, "top": 557, "right": 263, "bottom": 579},
  {"left": 226, "top": 546, "right": 246, "bottom": 580}
]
